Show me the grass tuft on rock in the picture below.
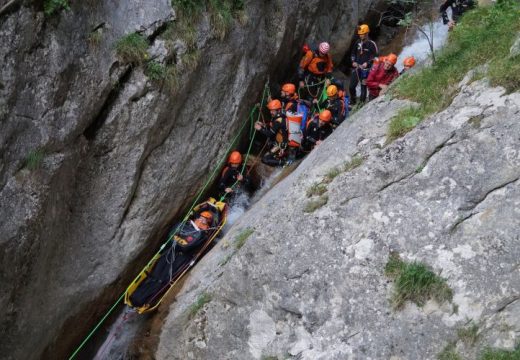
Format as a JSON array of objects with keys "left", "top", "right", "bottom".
[
  {"left": 479, "top": 344, "right": 520, "bottom": 360},
  {"left": 323, "top": 167, "right": 342, "bottom": 184},
  {"left": 188, "top": 292, "right": 212, "bottom": 318},
  {"left": 343, "top": 155, "right": 364, "bottom": 172},
  {"left": 44, "top": 0, "right": 70, "bottom": 16},
  {"left": 145, "top": 61, "right": 167, "bottom": 81},
  {"left": 390, "top": 0, "right": 520, "bottom": 140},
  {"left": 437, "top": 343, "right": 462, "bottom": 360},
  {"left": 235, "top": 228, "right": 254, "bottom": 250},
  {"left": 115, "top": 33, "right": 149, "bottom": 65},
  {"left": 25, "top": 149, "right": 45, "bottom": 170},
  {"left": 306, "top": 182, "right": 328, "bottom": 197},
  {"left": 457, "top": 322, "right": 479, "bottom": 346},
  {"left": 304, "top": 195, "right": 328, "bottom": 213},
  {"left": 385, "top": 253, "right": 453, "bottom": 310}
]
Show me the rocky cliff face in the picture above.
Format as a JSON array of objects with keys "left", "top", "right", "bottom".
[
  {"left": 0, "top": 0, "right": 377, "bottom": 358},
  {"left": 154, "top": 76, "right": 520, "bottom": 359}
]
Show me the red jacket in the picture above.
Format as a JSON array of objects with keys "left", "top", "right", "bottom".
[{"left": 366, "top": 63, "right": 399, "bottom": 97}]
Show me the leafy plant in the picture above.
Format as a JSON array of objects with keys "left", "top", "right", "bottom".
[
  {"left": 25, "top": 149, "right": 45, "bottom": 170},
  {"left": 188, "top": 292, "right": 212, "bottom": 318},
  {"left": 115, "top": 33, "right": 149, "bottom": 65},
  {"left": 235, "top": 228, "right": 254, "bottom": 250},
  {"left": 44, "top": 0, "right": 70, "bottom": 16},
  {"left": 385, "top": 253, "right": 453, "bottom": 310},
  {"left": 145, "top": 61, "right": 167, "bottom": 81}
]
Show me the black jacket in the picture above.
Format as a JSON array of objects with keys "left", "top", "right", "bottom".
[
  {"left": 259, "top": 114, "right": 288, "bottom": 145},
  {"left": 350, "top": 38, "right": 379, "bottom": 68},
  {"left": 305, "top": 118, "right": 333, "bottom": 146},
  {"left": 440, "top": 0, "right": 475, "bottom": 23},
  {"left": 218, "top": 166, "right": 241, "bottom": 192}
]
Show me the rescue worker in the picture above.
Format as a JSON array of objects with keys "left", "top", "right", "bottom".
[
  {"left": 280, "top": 83, "right": 299, "bottom": 113},
  {"left": 366, "top": 53, "right": 399, "bottom": 100},
  {"left": 302, "top": 110, "right": 334, "bottom": 152},
  {"left": 440, "top": 0, "right": 475, "bottom": 30},
  {"left": 349, "top": 24, "right": 379, "bottom": 105},
  {"left": 218, "top": 151, "right": 244, "bottom": 195},
  {"left": 255, "top": 100, "right": 289, "bottom": 166},
  {"left": 298, "top": 42, "right": 334, "bottom": 100},
  {"left": 316, "top": 85, "right": 347, "bottom": 128},
  {"left": 400, "top": 56, "right": 416, "bottom": 75}
]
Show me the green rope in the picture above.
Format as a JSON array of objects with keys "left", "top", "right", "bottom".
[
  {"left": 68, "top": 292, "right": 125, "bottom": 360},
  {"left": 68, "top": 81, "right": 271, "bottom": 359}
]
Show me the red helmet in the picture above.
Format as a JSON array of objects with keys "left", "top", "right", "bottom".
[
  {"left": 319, "top": 109, "right": 332, "bottom": 122},
  {"left": 282, "top": 83, "right": 296, "bottom": 95},
  {"left": 267, "top": 99, "right": 282, "bottom": 110},
  {"left": 319, "top": 42, "right": 330, "bottom": 54},
  {"left": 228, "top": 151, "right": 242, "bottom": 165}
]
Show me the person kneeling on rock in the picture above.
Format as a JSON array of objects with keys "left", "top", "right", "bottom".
[
  {"left": 302, "top": 109, "right": 333, "bottom": 152},
  {"left": 255, "top": 100, "right": 290, "bottom": 167},
  {"left": 366, "top": 53, "right": 399, "bottom": 100}
]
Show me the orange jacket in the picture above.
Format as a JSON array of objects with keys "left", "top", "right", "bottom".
[{"left": 299, "top": 50, "right": 333, "bottom": 76}]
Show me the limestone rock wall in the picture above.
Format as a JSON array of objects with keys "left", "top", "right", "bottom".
[
  {"left": 154, "top": 77, "right": 520, "bottom": 359},
  {"left": 0, "top": 0, "right": 377, "bottom": 358}
]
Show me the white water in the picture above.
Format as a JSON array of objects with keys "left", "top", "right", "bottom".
[{"left": 395, "top": 18, "right": 449, "bottom": 72}]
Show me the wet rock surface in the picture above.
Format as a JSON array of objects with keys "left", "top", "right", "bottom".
[
  {"left": 0, "top": 1, "right": 377, "bottom": 358},
  {"left": 155, "top": 78, "right": 520, "bottom": 359}
]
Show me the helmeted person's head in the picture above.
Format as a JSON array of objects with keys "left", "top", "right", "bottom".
[
  {"left": 318, "top": 109, "right": 332, "bottom": 126},
  {"left": 267, "top": 99, "right": 282, "bottom": 116},
  {"left": 384, "top": 53, "right": 397, "bottom": 70},
  {"left": 318, "top": 42, "right": 330, "bottom": 56},
  {"left": 358, "top": 24, "right": 370, "bottom": 40},
  {"left": 281, "top": 83, "right": 296, "bottom": 99}
]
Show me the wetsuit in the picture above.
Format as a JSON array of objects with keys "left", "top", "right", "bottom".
[
  {"left": 218, "top": 165, "right": 241, "bottom": 193},
  {"left": 260, "top": 114, "right": 289, "bottom": 166},
  {"left": 303, "top": 117, "right": 333, "bottom": 152},
  {"left": 440, "top": 0, "right": 475, "bottom": 24},
  {"left": 349, "top": 37, "right": 379, "bottom": 104}
]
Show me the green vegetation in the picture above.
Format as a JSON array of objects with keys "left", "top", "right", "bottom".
[
  {"left": 457, "top": 322, "right": 479, "bottom": 346},
  {"left": 390, "top": 0, "right": 520, "bottom": 140},
  {"left": 181, "top": 50, "right": 201, "bottom": 71},
  {"left": 88, "top": 29, "right": 103, "bottom": 48},
  {"left": 387, "top": 106, "right": 426, "bottom": 142},
  {"left": 164, "top": 65, "right": 181, "bottom": 93},
  {"left": 218, "top": 253, "right": 233, "bottom": 267},
  {"left": 343, "top": 155, "right": 364, "bottom": 172},
  {"left": 480, "top": 344, "right": 520, "bottom": 360},
  {"left": 115, "top": 33, "right": 149, "bottom": 65},
  {"left": 437, "top": 343, "right": 462, "bottom": 360},
  {"left": 188, "top": 292, "right": 212, "bottom": 318},
  {"left": 44, "top": 0, "right": 70, "bottom": 16},
  {"left": 323, "top": 167, "right": 342, "bottom": 183},
  {"left": 304, "top": 195, "right": 328, "bottom": 213},
  {"left": 385, "top": 252, "right": 453, "bottom": 310},
  {"left": 306, "top": 182, "right": 328, "bottom": 197},
  {"left": 235, "top": 228, "right": 254, "bottom": 250},
  {"left": 145, "top": 61, "right": 167, "bottom": 81},
  {"left": 171, "top": 0, "right": 245, "bottom": 40},
  {"left": 25, "top": 149, "right": 45, "bottom": 170}
]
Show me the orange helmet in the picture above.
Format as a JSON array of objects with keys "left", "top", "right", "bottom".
[
  {"left": 319, "top": 109, "right": 332, "bottom": 122},
  {"left": 228, "top": 151, "right": 242, "bottom": 165},
  {"left": 282, "top": 83, "right": 296, "bottom": 95},
  {"left": 267, "top": 99, "right": 282, "bottom": 110},
  {"left": 403, "top": 56, "right": 416, "bottom": 67},
  {"left": 358, "top": 24, "right": 370, "bottom": 35},
  {"left": 386, "top": 53, "right": 397, "bottom": 65},
  {"left": 326, "top": 85, "right": 338, "bottom": 97},
  {"left": 375, "top": 56, "right": 386, "bottom": 64},
  {"left": 200, "top": 211, "right": 213, "bottom": 221}
]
